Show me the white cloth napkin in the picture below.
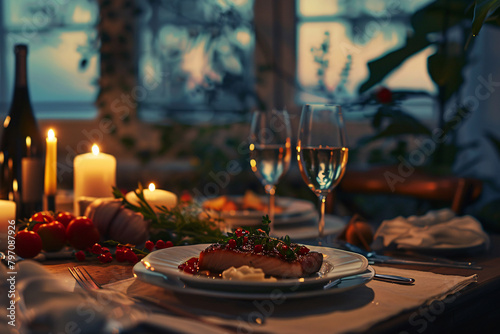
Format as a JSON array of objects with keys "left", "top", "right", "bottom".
[
  {"left": 12, "top": 261, "right": 225, "bottom": 334},
  {"left": 373, "top": 208, "right": 490, "bottom": 250}
]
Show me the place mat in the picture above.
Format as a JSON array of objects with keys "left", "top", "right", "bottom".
[{"left": 107, "top": 266, "right": 477, "bottom": 333}]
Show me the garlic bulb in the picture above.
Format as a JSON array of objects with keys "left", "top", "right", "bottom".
[{"left": 85, "top": 198, "right": 149, "bottom": 245}]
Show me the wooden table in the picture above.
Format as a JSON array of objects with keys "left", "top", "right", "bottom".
[{"left": 42, "top": 234, "right": 500, "bottom": 333}]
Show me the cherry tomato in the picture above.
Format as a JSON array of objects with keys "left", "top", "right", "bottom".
[
  {"left": 30, "top": 211, "right": 54, "bottom": 232},
  {"left": 15, "top": 229, "right": 43, "bottom": 258},
  {"left": 66, "top": 216, "right": 100, "bottom": 250},
  {"left": 55, "top": 211, "right": 76, "bottom": 229},
  {"left": 37, "top": 221, "right": 67, "bottom": 252}
]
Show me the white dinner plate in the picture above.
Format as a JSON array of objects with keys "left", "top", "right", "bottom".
[
  {"left": 133, "top": 263, "right": 375, "bottom": 300},
  {"left": 134, "top": 244, "right": 369, "bottom": 293},
  {"left": 204, "top": 196, "right": 317, "bottom": 227}
]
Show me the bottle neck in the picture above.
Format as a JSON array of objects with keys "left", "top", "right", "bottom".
[{"left": 15, "top": 54, "right": 28, "bottom": 88}]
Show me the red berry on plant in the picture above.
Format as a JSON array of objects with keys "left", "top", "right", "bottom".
[
  {"left": 145, "top": 240, "right": 154, "bottom": 252},
  {"left": 375, "top": 86, "right": 392, "bottom": 104},
  {"left": 227, "top": 239, "right": 236, "bottom": 249},
  {"left": 124, "top": 249, "right": 138, "bottom": 263},
  {"left": 98, "top": 252, "right": 113, "bottom": 263},
  {"left": 91, "top": 243, "right": 103, "bottom": 254},
  {"left": 75, "top": 250, "right": 86, "bottom": 262},
  {"left": 115, "top": 249, "right": 126, "bottom": 262},
  {"left": 165, "top": 241, "right": 173, "bottom": 248},
  {"left": 156, "top": 240, "right": 166, "bottom": 249}
]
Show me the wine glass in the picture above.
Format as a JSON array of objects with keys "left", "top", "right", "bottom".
[
  {"left": 249, "top": 109, "right": 292, "bottom": 234},
  {"left": 297, "top": 104, "right": 348, "bottom": 243}
]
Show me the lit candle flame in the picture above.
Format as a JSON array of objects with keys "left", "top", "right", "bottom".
[
  {"left": 26, "top": 136, "right": 31, "bottom": 151},
  {"left": 13, "top": 179, "right": 18, "bottom": 192},
  {"left": 92, "top": 144, "right": 99, "bottom": 155},
  {"left": 3, "top": 116, "right": 10, "bottom": 128},
  {"left": 148, "top": 183, "right": 156, "bottom": 192},
  {"left": 48, "top": 129, "right": 55, "bottom": 140}
]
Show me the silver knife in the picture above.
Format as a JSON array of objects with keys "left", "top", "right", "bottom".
[{"left": 341, "top": 243, "right": 482, "bottom": 270}]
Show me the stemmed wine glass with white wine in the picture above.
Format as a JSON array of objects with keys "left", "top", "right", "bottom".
[
  {"left": 249, "top": 109, "right": 292, "bottom": 234},
  {"left": 297, "top": 104, "right": 348, "bottom": 243}
]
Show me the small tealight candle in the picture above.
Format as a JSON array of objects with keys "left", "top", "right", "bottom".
[
  {"left": 0, "top": 200, "right": 16, "bottom": 251},
  {"left": 125, "top": 183, "right": 178, "bottom": 212},
  {"left": 74, "top": 144, "right": 116, "bottom": 215}
]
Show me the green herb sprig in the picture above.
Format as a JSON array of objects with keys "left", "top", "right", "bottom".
[{"left": 112, "top": 185, "right": 224, "bottom": 245}]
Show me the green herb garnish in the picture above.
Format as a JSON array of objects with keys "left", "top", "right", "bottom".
[{"left": 112, "top": 185, "right": 224, "bottom": 246}]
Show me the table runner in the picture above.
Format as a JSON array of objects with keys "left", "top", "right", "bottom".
[{"left": 106, "top": 266, "right": 477, "bottom": 333}]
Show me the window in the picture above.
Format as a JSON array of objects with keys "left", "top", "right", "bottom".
[
  {"left": 136, "top": 0, "right": 255, "bottom": 123},
  {"left": 296, "top": 0, "right": 436, "bottom": 105},
  {"left": 0, "top": 0, "right": 99, "bottom": 119}
]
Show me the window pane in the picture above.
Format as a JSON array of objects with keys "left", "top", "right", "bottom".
[
  {"left": 138, "top": 0, "right": 255, "bottom": 120},
  {"left": 3, "top": 30, "right": 98, "bottom": 118},
  {"left": 297, "top": 21, "right": 436, "bottom": 99},
  {"left": 297, "top": 0, "right": 344, "bottom": 17},
  {"left": 4, "top": 0, "right": 98, "bottom": 28}
]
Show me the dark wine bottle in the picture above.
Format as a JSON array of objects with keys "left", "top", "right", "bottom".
[{"left": 0, "top": 44, "right": 44, "bottom": 219}]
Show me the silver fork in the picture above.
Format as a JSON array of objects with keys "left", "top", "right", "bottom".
[{"left": 68, "top": 266, "right": 236, "bottom": 332}]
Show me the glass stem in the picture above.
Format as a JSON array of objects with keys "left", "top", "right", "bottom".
[
  {"left": 265, "top": 184, "right": 276, "bottom": 236},
  {"left": 318, "top": 194, "right": 327, "bottom": 244}
]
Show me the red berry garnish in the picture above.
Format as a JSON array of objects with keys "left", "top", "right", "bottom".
[
  {"left": 178, "top": 263, "right": 186, "bottom": 270},
  {"left": 91, "top": 243, "right": 103, "bottom": 255},
  {"left": 187, "top": 257, "right": 198, "bottom": 265},
  {"left": 243, "top": 236, "right": 248, "bottom": 244},
  {"left": 298, "top": 246, "right": 310, "bottom": 255},
  {"left": 124, "top": 249, "right": 139, "bottom": 263},
  {"left": 75, "top": 250, "right": 86, "bottom": 262},
  {"left": 145, "top": 240, "right": 154, "bottom": 252},
  {"left": 98, "top": 252, "right": 113, "bottom": 263},
  {"left": 115, "top": 249, "right": 126, "bottom": 262},
  {"left": 101, "top": 247, "right": 110, "bottom": 253},
  {"left": 183, "top": 265, "right": 196, "bottom": 274},
  {"left": 235, "top": 228, "right": 243, "bottom": 237},
  {"left": 281, "top": 244, "right": 289, "bottom": 252},
  {"left": 165, "top": 241, "right": 174, "bottom": 248},
  {"left": 254, "top": 244, "right": 263, "bottom": 253},
  {"left": 156, "top": 240, "right": 166, "bottom": 249},
  {"left": 227, "top": 239, "right": 236, "bottom": 249}
]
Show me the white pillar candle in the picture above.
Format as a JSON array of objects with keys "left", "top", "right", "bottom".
[
  {"left": 0, "top": 200, "right": 16, "bottom": 251},
  {"left": 44, "top": 129, "right": 57, "bottom": 196},
  {"left": 74, "top": 144, "right": 116, "bottom": 215},
  {"left": 125, "top": 183, "right": 177, "bottom": 212}
]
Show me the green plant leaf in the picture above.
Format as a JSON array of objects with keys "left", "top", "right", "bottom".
[
  {"left": 358, "top": 35, "right": 431, "bottom": 93},
  {"left": 427, "top": 49, "right": 467, "bottom": 101},
  {"left": 485, "top": 131, "right": 500, "bottom": 155},
  {"left": 472, "top": 0, "right": 500, "bottom": 36},
  {"left": 411, "top": 0, "right": 469, "bottom": 35}
]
